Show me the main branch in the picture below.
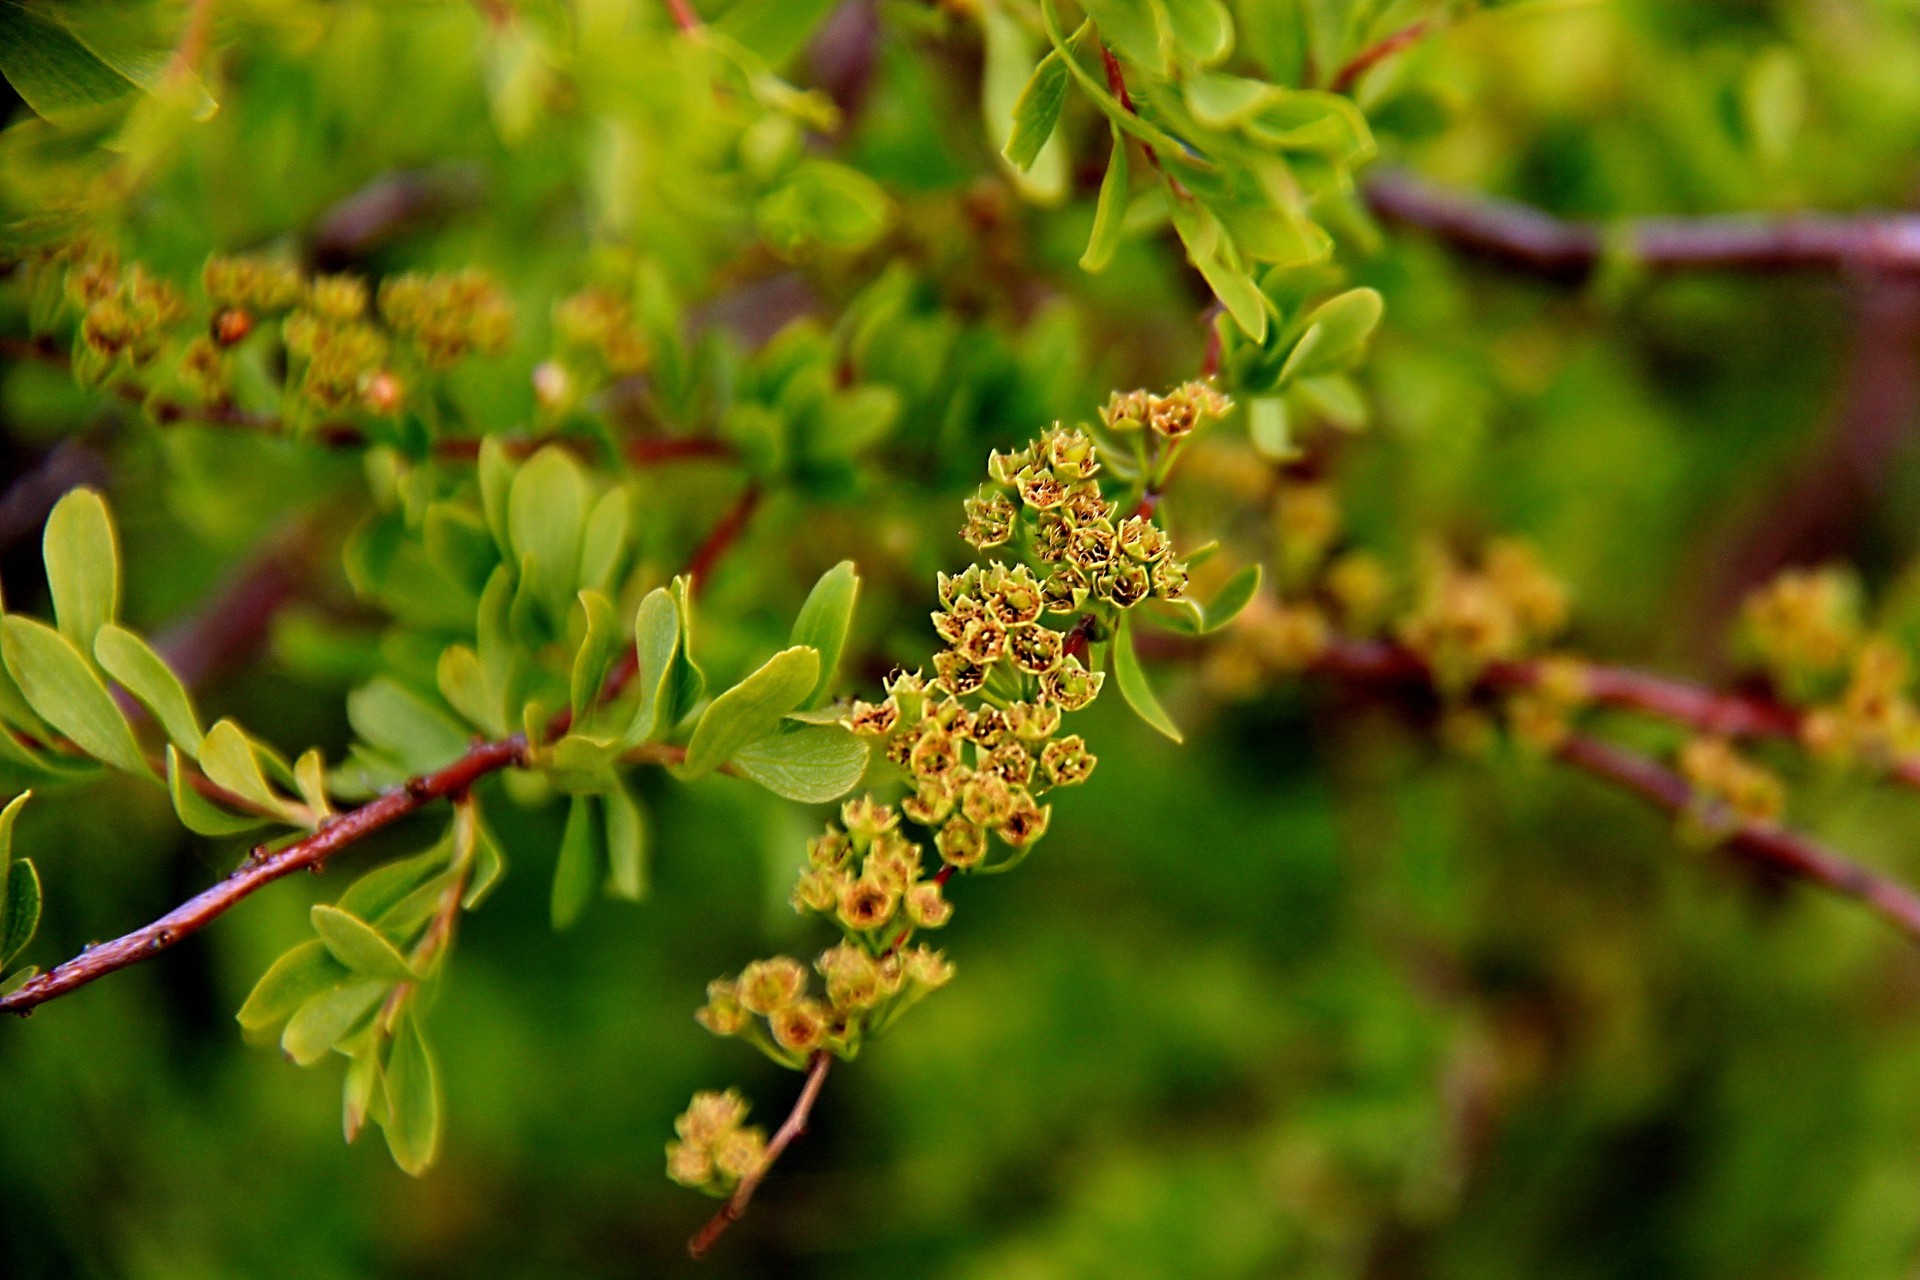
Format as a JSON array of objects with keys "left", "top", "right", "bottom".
[{"left": 1365, "top": 168, "right": 1920, "bottom": 281}]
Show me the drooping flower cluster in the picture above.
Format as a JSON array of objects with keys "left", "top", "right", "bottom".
[{"left": 665, "top": 1090, "right": 767, "bottom": 1197}]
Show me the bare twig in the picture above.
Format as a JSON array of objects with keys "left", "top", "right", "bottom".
[
  {"left": 1330, "top": 19, "right": 1436, "bottom": 94},
  {"left": 663, "top": 0, "right": 701, "bottom": 35},
  {"left": 687, "top": 1051, "right": 833, "bottom": 1258},
  {"left": 684, "top": 483, "right": 762, "bottom": 589},
  {"left": 1365, "top": 167, "right": 1920, "bottom": 281}
]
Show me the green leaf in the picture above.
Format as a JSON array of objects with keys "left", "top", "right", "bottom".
[
  {"left": 43, "top": 486, "right": 117, "bottom": 651},
  {"left": 1295, "top": 373, "right": 1368, "bottom": 431},
  {"left": 550, "top": 793, "right": 599, "bottom": 930},
  {"left": 343, "top": 1050, "right": 381, "bottom": 1143},
  {"left": 1186, "top": 70, "right": 1270, "bottom": 126},
  {"left": 1159, "top": 0, "right": 1234, "bottom": 67},
  {"left": 1279, "top": 288, "right": 1384, "bottom": 382},
  {"left": 382, "top": 1012, "right": 441, "bottom": 1176},
  {"left": 1, "top": 615, "right": 149, "bottom": 777},
  {"left": 294, "top": 749, "right": 332, "bottom": 818},
  {"left": 789, "top": 562, "right": 859, "bottom": 709},
  {"left": 569, "top": 590, "right": 619, "bottom": 724},
  {"left": 603, "top": 781, "right": 648, "bottom": 902},
  {"left": 462, "top": 805, "right": 506, "bottom": 910},
  {"left": 347, "top": 678, "right": 470, "bottom": 776},
  {"left": 731, "top": 726, "right": 869, "bottom": 803},
  {"left": 282, "top": 979, "right": 388, "bottom": 1067},
  {"left": 1080, "top": 0, "right": 1163, "bottom": 74},
  {"left": 507, "top": 445, "right": 587, "bottom": 626},
  {"left": 1003, "top": 45, "right": 1070, "bottom": 172},
  {"left": 1081, "top": 124, "right": 1131, "bottom": 272},
  {"left": 168, "top": 745, "right": 271, "bottom": 836},
  {"left": 311, "top": 905, "right": 419, "bottom": 984},
  {"left": 437, "top": 645, "right": 502, "bottom": 737},
  {"left": 623, "top": 587, "right": 681, "bottom": 747},
  {"left": 477, "top": 436, "right": 514, "bottom": 555},
  {"left": 578, "top": 488, "right": 629, "bottom": 596},
  {"left": 339, "top": 843, "right": 451, "bottom": 925},
  {"left": 237, "top": 939, "right": 348, "bottom": 1037},
  {"left": 545, "top": 732, "right": 621, "bottom": 794},
  {"left": 1113, "top": 613, "right": 1183, "bottom": 742},
  {"left": 198, "top": 720, "right": 291, "bottom": 820},
  {"left": 715, "top": 0, "right": 840, "bottom": 67},
  {"left": 681, "top": 646, "right": 820, "bottom": 778},
  {"left": 0, "top": 789, "right": 26, "bottom": 890},
  {"left": 1198, "top": 564, "right": 1262, "bottom": 633},
  {"left": 2, "top": 856, "right": 40, "bottom": 967},
  {"left": 95, "top": 624, "right": 202, "bottom": 756},
  {"left": 1248, "top": 396, "right": 1292, "bottom": 459},
  {"left": 0, "top": 2, "right": 137, "bottom": 118}
]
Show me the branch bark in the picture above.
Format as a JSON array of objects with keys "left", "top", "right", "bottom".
[
  {"left": 687, "top": 1050, "right": 833, "bottom": 1258},
  {"left": 1365, "top": 168, "right": 1920, "bottom": 281}
]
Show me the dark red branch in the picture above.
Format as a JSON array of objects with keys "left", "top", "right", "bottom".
[
  {"left": 663, "top": 0, "right": 701, "bottom": 34},
  {"left": 1330, "top": 19, "right": 1436, "bottom": 94},
  {"left": 684, "top": 483, "right": 761, "bottom": 591},
  {"left": 0, "top": 736, "right": 530, "bottom": 1014},
  {"left": 688, "top": 1050, "right": 832, "bottom": 1258},
  {"left": 1365, "top": 168, "right": 1920, "bottom": 281}
]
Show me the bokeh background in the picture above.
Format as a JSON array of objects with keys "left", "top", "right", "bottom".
[{"left": 11, "top": 1, "right": 1920, "bottom": 1276}]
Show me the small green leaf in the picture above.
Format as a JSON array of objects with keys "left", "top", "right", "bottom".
[
  {"left": 167, "top": 745, "right": 271, "bottom": 836},
  {"left": 579, "top": 487, "right": 630, "bottom": 596},
  {"left": 1113, "top": 614, "right": 1183, "bottom": 742},
  {"left": 1003, "top": 46, "right": 1070, "bottom": 171},
  {"left": 623, "top": 587, "right": 681, "bottom": 747},
  {"left": 94, "top": 624, "right": 202, "bottom": 756},
  {"left": 343, "top": 1051, "right": 381, "bottom": 1143},
  {"left": 1279, "top": 288, "right": 1384, "bottom": 383},
  {"left": 339, "top": 843, "right": 451, "bottom": 925},
  {"left": 508, "top": 445, "right": 587, "bottom": 625},
  {"left": 43, "top": 487, "right": 117, "bottom": 652},
  {"left": 731, "top": 726, "right": 869, "bottom": 803},
  {"left": 477, "top": 437, "right": 514, "bottom": 555},
  {"left": 294, "top": 749, "right": 332, "bottom": 818},
  {"left": 789, "top": 562, "right": 859, "bottom": 709},
  {"left": 437, "top": 645, "right": 502, "bottom": 737},
  {"left": 282, "top": 979, "right": 388, "bottom": 1067},
  {"left": 0, "top": 789, "right": 27, "bottom": 889},
  {"left": 1248, "top": 396, "right": 1292, "bottom": 459},
  {"left": 550, "top": 794, "right": 599, "bottom": 930},
  {"left": 382, "top": 1011, "right": 442, "bottom": 1176},
  {"left": 461, "top": 804, "right": 506, "bottom": 910},
  {"left": 1198, "top": 564, "right": 1262, "bottom": 633},
  {"left": 2, "top": 615, "right": 149, "bottom": 777},
  {"left": 198, "top": 720, "right": 292, "bottom": 820},
  {"left": 670, "top": 576, "right": 707, "bottom": 722},
  {"left": 0, "top": 964, "right": 38, "bottom": 995},
  {"left": 2, "top": 856, "right": 41, "bottom": 967},
  {"left": 603, "top": 781, "right": 648, "bottom": 902},
  {"left": 545, "top": 733, "right": 621, "bottom": 794},
  {"left": 311, "top": 904, "right": 419, "bottom": 984},
  {"left": 716, "top": 0, "right": 840, "bottom": 67},
  {"left": 569, "top": 590, "right": 619, "bottom": 724},
  {"left": 1159, "top": 0, "right": 1234, "bottom": 66},
  {"left": 348, "top": 678, "right": 470, "bottom": 776},
  {"left": 237, "top": 939, "right": 348, "bottom": 1037},
  {"left": 0, "top": 3, "right": 137, "bottom": 118},
  {"left": 681, "top": 646, "right": 820, "bottom": 778},
  {"left": 1081, "top": 125, "right": 1131, "bottom": 273}
]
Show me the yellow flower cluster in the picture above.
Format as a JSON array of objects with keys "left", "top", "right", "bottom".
[
  {"left": 665, "top": 1090, "right": 767, "bottom": 1197},
  {"left": 1679, "top": 737, "right": 1786, "bottom": 831},
  {"left": 1397, "top": 541, "right": 1568, "bottom": 692},
  {"left": 65, "top": 248, "right": 185, "bottom": 372},
  {"left": 378, "top": 269, "right": 515, "bottom": 369},
  {"left": 553, "top": 287, "right": 651, "bottom": 379},
  {"left": 1742, "top": 568, "right": 1860, "bottom": 695}
]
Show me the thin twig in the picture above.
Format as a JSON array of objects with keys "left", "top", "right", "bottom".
[
  {"left": 684, "top": 483, "right": 762, "bottom": 589},
  {"left": 688, "top": 1051, "right": 833, "bottom": 1258},
  {"left": 663, "top": 0, "right": 702, "bottom": 35},
  {"left": 1330, "top": 19, "right": 1436, "bottom": 94},
  {"left": 1365, "top": 167, "right": 1920, "bottom": 280}
]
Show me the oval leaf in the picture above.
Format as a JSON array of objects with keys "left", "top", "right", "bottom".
[
  {"left": 550, "top": 793, "right": 599, "bottom": 930},
  {"left": 1113, "top": 613, "right": 1183, "bottom": 742},
  {"left": 789, "top": 561, "right": 859, "bottom": 709},
  {"left": 681, "top": 646, "right": 820, "bottom": 778},
  {"left": 311, "top": 904, "right": 419, "bottom": 984},
  {"left": 43, "top": 486, "right": 118, "bottom": 651},
  {"left": 2, "top": 615, "right": 149, "bottom": 777},
  {"left": 731, "top": 725, "right": 870, "bottom": 803},
  {"left": 382, "top": 1012, "right": 442, "bottom": 1176},
  {"left": 95, "top": 624, "right": 203, "bottom": 756},
  {"left": 237, "top": 939, "right": 349, "bottom": 1038}
]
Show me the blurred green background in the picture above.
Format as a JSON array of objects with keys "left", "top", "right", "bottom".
[{"left": 12, "top": 0, "right": 1920, "bottom": 1276}]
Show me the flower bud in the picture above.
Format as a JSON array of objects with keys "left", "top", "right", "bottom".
[
  {"left": 936, "top": 818, "right": 987, "bottom": 868},
  {"left": 998, "top": 794, "right": 1051, "bottom": 847},
  {"left": 906, "top": 881, "right": 952, "bottom": 928},
  {"left": 841, "top": 795, "right": 899, "bottom": 843},
  {"left": 770, "top": 1000, "right": 828, "bottom": 1055},
  {"left": 1043, "top": 427, "right": 1101, "bottom": 480},
  {"left": 695, "top": 978, "right": 750, "bottom": 1036},
  {"left": 737, "top": 956, "right": 808, "bottom": 1015},
  {"left": 791, "top": 866, "right": 849, "bottom": 915},
  {"left": 1040, "top": 735, "right": 1095, "bottom": 787}
]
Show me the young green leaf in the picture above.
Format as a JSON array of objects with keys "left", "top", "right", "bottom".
[
  {"left": 95, "top": 624, "right": 203, "bottom": 756},
  {"left": 0, "top": 789, "right": 26, "bottom": 889},
  {"left": 1278, "top": 287, "right": 1384, "bottom": 383},
  {"left": 715, "top": 0, "right": 840, "bottom": 67},
  {"left": 43, "top": 486, "right": 118, "bottom": 652},
  {"left": 0, "top": 3, "right": 138, "bottom": 118},
  {"left": 1113, "top": 614, "right": 1183, "bottom": 742},
  {"left": 507, "top": 445, "right": 587, "bottom": 625},
  {"left": 578, "top": 487, "right": 630, "bottom": 596},
  {"left": 623, "top": 587, "right": 681, "bottom": 746},
  {"left": 789, "top": 561, "right": 859, "bottom": 709},
  {"left": 477, "top": 436, "right": 514, "bottom": 555},
  {"left": 680, "top": 646, "right": 820, "bottom": 778},
  {"left": 670, "top": 575, "right": 707, "bottom": 715},
  {"left": 569, "top": 590, "right": 619, "bottom": 724},
  {"left": 1002, "top": 46, "right": 1069, "bottom": 172},
  {"left": 347, "top": 678, "right": 470, "bottom": 776},
  {"left": 603, "top": 780, "right": 648, "bottom": 902},
  {"left": 437, "top": 645, "right": 502, "bottom": 737},
  {"left": 1198, "top": 564, "right": 1262, "bottom": 633},
  {"left": 461, "top": 803, "right": 506, "bottom": 910},
  {"left": 1, "top": 615, "right": 149, "bottom": 777},
  {"left": 167, "top": 745, "right": 272, "bottom": 836},
  {"left": 2, "top": 857, "right": 41, "bottom": 968},
  {"left": 343, "top": 1050, "right": 381, "bottom": 1144},
  {"left": 282, "top": 979, "right": 389, "bottom": 1067},
  {"left": 382, "top": 1012, "right": 442, "bottom": 1176},
  {"left": 339, "top": 843, "right": 452, "bottom": 925},
  {"left": 550, "top": 794, "right": 600, "bottom": 930},
  {"left": 237, "top": 939, "right": 349, "bottom": 1038},
  {"left": 1248, "top": 396, "right": 1292, "bottom": 459},
  {"left": 1081, "top": 124, "right": 1131, "bottom": 272},
  {"left": 730, "top": 726, "right": 870, "bottom": 803},
  {"left": 198, "top": 720, "right": 293, "bottom": 821},
  {"left": 311, "top": 905, "right": 420, "bottom": 984}
]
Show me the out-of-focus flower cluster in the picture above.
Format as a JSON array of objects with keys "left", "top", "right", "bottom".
[{"left": 665, "top": 1090, "right": 767, "bottom": 1198}]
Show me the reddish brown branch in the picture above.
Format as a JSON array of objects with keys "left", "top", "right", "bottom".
[
  {"left": 684, "top": 483, "right": 762, "bottom": 590},
  {"left": 1365, "top": 168, "right": 1920, "bottom": 281},
  {"left": 0, "top": 736, "right": 529, "bottom": 1014},
  {"left": 1555, "top": 733, "right": 1920, "bottom": 942},
  {"left": 663, "top": 0, "right": 701, "bottom": 34},
  {"left": 1330, "top": 19, "right": 1436, "bottom": 94},
  {"left": 688, "top": 1050, "right": 832, "bottom": 1258}
]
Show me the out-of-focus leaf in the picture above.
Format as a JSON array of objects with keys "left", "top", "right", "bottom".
[
  {"left": 311, "top": 905, "right": 419, "bottom": 984},
  {"left": 282, "top": 979, "right": 388, "bottom": 1067},
  {"left": 789, "top": 561, "right": 858, "bottom": 709},
  {"left": 237, "top": 939, "right": 347, "bottom": 1039},
  {"left": 382, "top": 1012, "right": 441, "bottom": 1176},
  {"left": 603, "top": 780, "right": 648, "bottom": 901},
  {"left": 1081, "top": 124, "right": 1131, "bottom": 272},
  {"left": 550, "top": 793, "right": 599, "bottom": 930}
]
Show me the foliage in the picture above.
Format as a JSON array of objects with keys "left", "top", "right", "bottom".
[{"left": 9, "top": 0, "right": 1920, "bottom": 1275}]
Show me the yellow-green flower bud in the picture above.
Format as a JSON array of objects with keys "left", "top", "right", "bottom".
[
  {"left": 1040, "top": 735, "right": 1095, "bottom": 787},
  {"left": 906, "top": 880, "right": 952, "bottom": 928},
  {"left": 998, "top": 794, "right": 1051, "bottom": 847},
  {"left": 936, "top": 819, "right": 987, "bottom": 869},
  {"left": 838, "top": 877, "right": 899, "bottom": 932},
  {"left": 737, "top": 957, "right": 808, "bottom": 1015}
]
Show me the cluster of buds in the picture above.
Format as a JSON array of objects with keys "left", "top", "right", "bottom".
[
  {"left": 1741, "top": 568, "right": 1862, "bottom": 702},
  {"left": 378, "top": 269, "right": 515, "bottom": 369},
  {"left": 553, "top": 287, "right": 650, "bottom": 379},
  {"left": 67, "top": 251, "right": 186, "bottom": 374},
  {"left": 1679, "top": 736, "right": 1786, "bottom": 835},
  {"left": 970, "top": 424, "right": 1193, "bottom": 611},
  {"left": 203, "top": 253, "right": 305, "bottom": 351},
  {"left": 665, "top": 1090, "right": 766, "bottom": 1197},
  {"left": 1799, "top": 638, "right": 1920, "bottom": 768},
  {"left": 1098, "top": 380, "right": 1233, "bottom": 439},
  {"left": 283, "top": 281, "right": 400, "bottom": 416},
  {"left": 1397, "top": 540, "right": 1568, "bottom": 692}
]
